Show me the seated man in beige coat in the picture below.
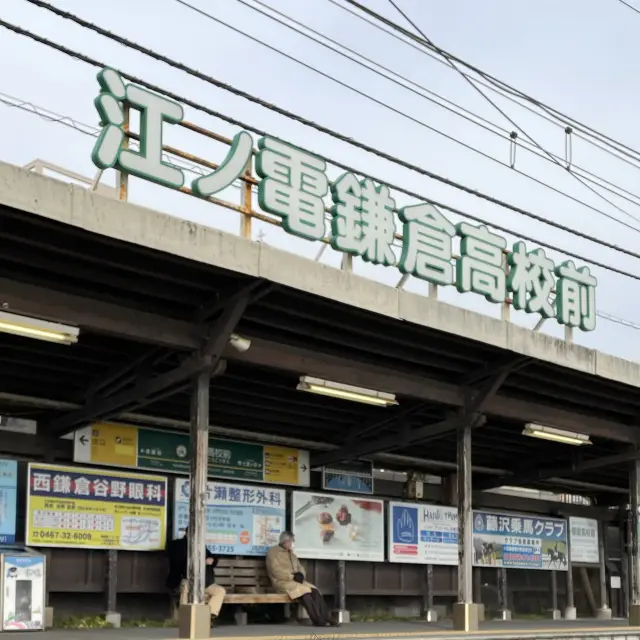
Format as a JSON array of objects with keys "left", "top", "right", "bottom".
[{"left": 266, "top": 531, "right": 337, "bottom": 628}]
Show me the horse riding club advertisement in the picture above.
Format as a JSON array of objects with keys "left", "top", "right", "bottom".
[{"left": 472, "top": 510, "right": 568, "bottom": 571}]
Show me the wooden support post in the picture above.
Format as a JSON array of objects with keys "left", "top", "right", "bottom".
[
  {"left": 178, "top": 368, "right": 212, "bottom": 640},
  {"left": 452, "top": 421, "right": 479, "bottom": 631},
  {"left": 630, "top": 459, "right": 640, "bottom": 625}
]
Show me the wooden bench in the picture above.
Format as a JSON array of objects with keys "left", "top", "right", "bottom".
[
  {"left": 217, "top": 558, "right": 292, "bottom": 606},
  {"left": 172, "top": 558, "right": 293, "bottom": 624}
]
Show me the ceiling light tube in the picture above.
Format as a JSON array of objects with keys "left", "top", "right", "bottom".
[
  {"left": 0, "top": 311, "right": 79, "bottom": 345},
  {"left": 522, "top": 423, "right": 591, "bottom": 446},
  {"left": 297, "top": 376, "right": 397, "bottom": 407}
]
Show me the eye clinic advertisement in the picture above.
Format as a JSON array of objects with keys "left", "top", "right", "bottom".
[
  {"left": 389, "top": 502, "right": 458, "bottom": 565},
  {"left": 292, "top": 492, "right": 384, "bottom": 562}
]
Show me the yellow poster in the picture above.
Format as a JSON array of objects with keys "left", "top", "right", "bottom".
[
  {"left": 26, "top": 463, "right": 167, "bottom": 551},
  {"left": 89, "top": 422, "right": 139, "bottom": 467},
  {"left": 264, "top": 445, "right": 301, "bottom": 485}
]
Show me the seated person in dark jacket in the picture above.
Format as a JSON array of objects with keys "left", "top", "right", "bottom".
[{"left": 166, "top": 529, "right": 226, "bottom": 618}]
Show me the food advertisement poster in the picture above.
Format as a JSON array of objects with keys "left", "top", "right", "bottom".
[
  {"left": 173, "top": 479, "right": 285, "bottom": 556},
  {"left": 292, "top": 491, "right": 384, "bottom": 562},
  {"left": 388, "top": 502, "right": 458, "bottom": 565},
  {"left": 472, "top": 510, "right": 568, "bottom": 570},
  {"left": 26, "top": 463, "right": 167, "bottom": 551}
]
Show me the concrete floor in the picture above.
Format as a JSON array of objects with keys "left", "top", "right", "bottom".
[{"left": 13, "top": 619, "right": 640, "bottom": 640}]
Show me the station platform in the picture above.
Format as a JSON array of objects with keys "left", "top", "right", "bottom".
[{"left": 13, "top": 620, "right": 640, "bottom": 640}]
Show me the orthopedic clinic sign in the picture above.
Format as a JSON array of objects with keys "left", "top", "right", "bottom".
[{"left": 90, "top": 68, "right": 597, "bottom": 332}]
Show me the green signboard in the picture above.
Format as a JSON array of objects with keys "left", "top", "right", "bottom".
[
  {"left": 89, "top": 67, "right": 598, "bottom": 333},
  {"left": 74, "top": 422, "right": 310, "bottom": 487}
]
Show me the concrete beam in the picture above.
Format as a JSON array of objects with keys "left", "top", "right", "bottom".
[{"left": 3, "top": 161, "right": 640, "bottom": 391}]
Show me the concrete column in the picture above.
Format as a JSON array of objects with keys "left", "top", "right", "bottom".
[
  {"left": 424, "top": 564, "right": 437, "bottom": 622},
  {"left": 178, "top": 369, "right": 212, "bottom": 640},
  {"left": 564, "top": 554, "right": 577, "bottom": 620},
  {"left": 630, "top": 459, "right": 640, "bottom": 625},
  {"left": 332, "top": 560, "right": 350, "bottom": 624},
  {"left": 104, "top": 550, "right": 121, "bottom": 628},
  {"left": 596, "top": 520, "right": 612, "bottom": 619},
  {"left": 496, "top": 568, "right": 511, "bottom": 620},
  {"left": 452, "top": 422, "right": 480, "bottom": 631},
  {"left": 548, "top": 571, "right": 561, "bottom": 619}
]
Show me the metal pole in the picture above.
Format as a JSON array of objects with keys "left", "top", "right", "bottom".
[
  {"left": 424, "top": 564, "right": 437, "bottom": 622},
  {"left": 565, "top": 553, "right": 576, "bottom": 619},
  {"left": 332, "top": 560, "right": 350, "bottom": 624},
  {"left": 630, "top": 459, "right": 640, "bottom": 624},
  {"left": 104, "top": 550, "right": 120, "bottom": 628},
  {"left": 497, "top": 568, "right": 511, "bottom": 620},
  {"left": 550, "top": 571, "right": 560, "bottom": 619},
  {"left": 597, "top": 520, "right": 611, "bottom": 618},
  {"left": 453, "top": 422, "right": 477, "bottom": 631},
  {"left": 187, "top": 369, "right": 211, "bottom": 605}
]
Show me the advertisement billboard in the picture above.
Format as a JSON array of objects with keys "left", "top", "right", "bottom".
[
  {"left": 388, "top": 502, "right": 457, "bottom": 565},
  {"left": 292, "top": 492, "right": 384, "bottom": 562},
  {"left": 472, "top": 510, "right": 568, "bottom": 570},
  {"left": 26, "top": 463, "right": 167, "bottom": 551},
  {"left": 173, "top": 479, "right": 285, "bottom": 556}
]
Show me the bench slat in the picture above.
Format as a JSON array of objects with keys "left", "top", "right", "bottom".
[{"left": 223, "top": 594, "right": 291, "bottom": 604}]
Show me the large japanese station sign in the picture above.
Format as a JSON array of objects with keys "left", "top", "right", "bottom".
[
  {"left": 473, "top": 510, "right": 568, "bottom": 571},
  {"left": 73, "top": 422, "right": 310, "bottom": 487},
  {"left": 90, "top": 68, "right": 597, "bottom": 332},
  {"left": 173, "top": 479, "right": 285, "bottom": 556},
  {"left": 26, "top": 463, "right": 167, "bottom": 551}
]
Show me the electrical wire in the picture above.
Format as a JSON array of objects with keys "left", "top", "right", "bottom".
[
  {"left": 383, "top": 0, "right": 635, "bottom": 224},
  {"left": 8, "top": 8, "right": 640, "bottom": 267},
  {"left": 231, "top": 0, "right": 640, "bottom": 212},
  {"left": 3, "top": 17, "right": 640, "bottom": 283},
  {"left": 616, "top": 0, "right": 640, "bottom": 16},
  {"left": 2, "top": 92, "right": 638, "bottom": 332},
  {"left": 329, "top": 0, "right": 640, "bottom": 171},
  {"left": 170, "top": 0, "right": 640, "bottom": 233}
]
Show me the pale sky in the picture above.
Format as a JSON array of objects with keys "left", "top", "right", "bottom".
[{"left": 1, "top": 0, "right": 639, "bottom": 360}]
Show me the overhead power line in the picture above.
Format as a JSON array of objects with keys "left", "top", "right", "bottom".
[
  {"left": 3, "top": 15, "right": 640, "bottom": 283},
  {"left": 9, "top": 6, "right": 640, "bottom": 266},
  {"left": 227, "top": 0, "right": 640, "bottom": 214},
  {"left": 1, "top": 91, "right": 638, "bottom": 332},
  {"left": 382, "top": 0, "right": 634, "bottom": 223},
  {"left": 617, "top": 0, "right": 640, "bottom": 15},
  {"left": 332, "top": 0, "right": 640, "bottom": 169},
  {"left": 170, "top": 0, "right": 640, "bottom": 233}
]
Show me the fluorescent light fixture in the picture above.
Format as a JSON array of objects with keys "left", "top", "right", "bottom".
[
  {"left": 297, "top": 376, "right": 398, "bottom": 407},
  {"left": 522, "top": 423, "right": 592, "bottom": 446},
  {"left": 228, "top": 333, "right": 251, "bottom": 353},
  {"left": 0, "top": 311, "right": 79, "bottom": 345}
]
